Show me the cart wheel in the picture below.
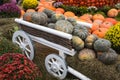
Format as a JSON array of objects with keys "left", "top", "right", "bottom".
[
  {"left": 12, "top": 30, "right": 34, "bottom": 60},
  {"left": 45, "top": 54, "right": 68, "bottom": 79}
]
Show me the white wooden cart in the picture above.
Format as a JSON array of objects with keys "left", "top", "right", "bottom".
[{"left": 12, "top": 18, "right": 92, "bottom": 80}]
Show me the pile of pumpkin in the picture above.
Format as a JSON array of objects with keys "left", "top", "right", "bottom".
[
  {"left": 20, "top": 0, "right": 120, "bottom": 65},
  {"left": 21, "top": 8, "right": 119, "bottom": 65}
]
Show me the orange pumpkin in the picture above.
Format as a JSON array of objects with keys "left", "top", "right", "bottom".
[
  {"left": 37, "top": 7, "right": 45, "bottom": 12},
  {"left": 92, "top": 14, "right": 105, "bottom": 21},
  {"left": 104, "top": 18, "right": 118, "bottom": 25},
  {"left": 20, "top": 9, "right": 25, "bottom": 18},
  {"left": 91, "top": 23, "right": 100, "bottom": 32},
  {"left": 100, "top": 21, "right": 113, "bottom": 29},
  {"left": 55, "top": 8, "right": 65, "bottom": 14},
  {"left": 92, "top": 28, "right": 108, "bottom": 38},
  {"left": 82, "top": 13, "right": 93, "bottom": 19},
  {"left": 26, "top": 9, "right": 36, "bottom": 13},
  {"left": 64, "top": 11, "right": 75, "bottom": 18},
  {"left": 107, "top": 9, "right": 118, "bottom": 17},
  {"left": 79, "top": 15, "right": 90, "bottom": 21}
]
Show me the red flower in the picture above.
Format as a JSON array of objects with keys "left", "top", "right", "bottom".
[{"left": 0, "top": 53, "right": 42, "bottom": 80}]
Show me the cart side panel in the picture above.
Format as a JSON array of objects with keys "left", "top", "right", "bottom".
[{"left": 19, "top": 24, "right": 73, "bottom": 50}]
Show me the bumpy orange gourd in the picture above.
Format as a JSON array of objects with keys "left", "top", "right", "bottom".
[
  {"left": 104, "top": 18, "right": 118, "bottom": 25},
  {"left": 92, "top": 14, "right": 105, "bottom": 21},
  {"left": 100, "top": 21, "right": 113, "bottom": 29},
  {"left": 91, "top": 23, "right": 100, "bottom": 32},
  {"left": 107, "top": 8, "right": 118, "bottom": 17},
  {"left": 55, "top": 8, "right": 65, "bottom": 14},
  {"left": 92, "top": 28, "right": 108, "bottom": 38}
]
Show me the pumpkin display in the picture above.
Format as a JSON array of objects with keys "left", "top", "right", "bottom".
[
  {"left": 64, "top": 11, "right": 75, "bottom": 18},
  {"left": 94, "top": 38, "right": 111, "bottom": 52},
  {"left": 31, "top": 12, "right": 48, "bottom": 25},
  {"left": 67, "top": 17, "right": 77, "bottom": 26},
  {"left": 72, "top": 36, "right": 84, "bottom": 51},
  {"left": 92, "top": 14, "right": 105, "bottom": 21},
  {"left": 85, "top": 34, "right": 98, "bottom": 49},
  {"left": 107, "top": 8, "right": 118, "bottom": 17},
  {"left": 23, "top": 12, "right": 34, "bottom": 22},
  {"left": 51, "top": 13, "right": 65, "bottom": 23},
  {"left": 73, "top": 24, "right": 89, "bottom": 40},
  {"left": 92, "top": 28, "right": 108, "bottom": 38},
  {"left": 55, "top": 20, "right": 74, "bottom": 34},
  {"left": 100, "top": 21, "right": 113, "bottom": 29},
  {"left": 78, "top": 48, "right": 96, "bottom": 61},
  {"left": 97, "top": 48, "right": 118, "bottom": 65}
]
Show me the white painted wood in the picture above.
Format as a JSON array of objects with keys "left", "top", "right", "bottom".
[
  {"left": 77, "top": 21, "right": 92, "bottom": 28},
  {"left": 68, "top": 66, "right": 91, "bottom": 80},
  {"left": 15, "top": 18, "right": 72, "bottom": 40}
]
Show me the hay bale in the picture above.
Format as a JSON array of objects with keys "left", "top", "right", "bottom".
[{"left": 66, "top": 53, "right": 120, "bottom": 80}]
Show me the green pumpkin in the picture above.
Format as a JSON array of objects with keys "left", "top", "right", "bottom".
[
  {"left": 51, "top": 13, "right": 65, "bottom": 23},
  {"left": 47, "top": 23, "right": 55, "bottom": 29},
  {"left": 67, "top": 17, "right": 77, "bottom": 26},
  {"left": 94, "top": 38, "right": 111, "bottom": 52},
  {"left": 97, "top": 48, "right": 118, "bottom": 65},
  {"left": 31, "top": 12, "right": 48, "bottom": 25},
  {"left": 43, "top": 9, "right": 55, "bottom": 18},
  {"left": 55, "top": 20, "right": 74, "bottom": 34},
  {"left": 73, "top": 24, "right": 89, "bottom": 40},
  {"left": 72, "top": 36, "right": 84, "bottom": 51}
]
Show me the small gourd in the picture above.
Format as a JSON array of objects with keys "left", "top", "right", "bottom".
[
  {"left": 97, "top": 48, "right": 118, "bottom": 65},
  {"left": 23, "top": 12, "right": 34, "bottom": 22},
  {"left": 94, "top": 38, "right": 111, "bottom": 52},
  {"left": 78, "top": 48, "right": 96, "bottom": 61},
  {"left": 107, "top": 8, "right": 118, "bottom": 17},
  {"left": 31, "top": 12, "right": 48, "bottom": 25},
  {"left": 73, "top": 24, "right": 89, "bottom": 40},
  {"left": 85, "top": 34, "right": 98, "bottom": 49},
  {"left": 55, "top": 20, "right": 74, "bottom": 34},
  {"left": 72, "top": 36, "right": 84, "bottom": 51}
]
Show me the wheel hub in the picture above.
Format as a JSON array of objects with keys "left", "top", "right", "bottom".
[
  {"left": 51, "top": 63, "right": 60, "bottom": 72},
  {"left": 20, "top": 42, "right": 26, "bottom": 51}
]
